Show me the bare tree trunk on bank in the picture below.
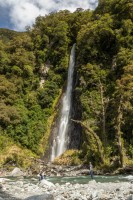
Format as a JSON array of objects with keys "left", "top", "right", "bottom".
[
  {"left": 99, "top": 80, "right": 109, "bottom": 146},
  {"left": 115, "top": 97, "right": 124, "bottom": 168},
  {"left": 71, "top": 119, "right": 105, "bottom": 164}
]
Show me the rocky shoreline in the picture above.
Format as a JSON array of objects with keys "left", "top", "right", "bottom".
[
  {"left": 1, "top": 162, "right": 133, "bottom": 177},
  {"left": 0, "top": 176, "right": 133, "bottom": 200},
  {"left": 40, "top": 164, "right": 133, "bottom": 177},
  {"left": 0, "top": 165, "right": 133, "bottom": 200}
]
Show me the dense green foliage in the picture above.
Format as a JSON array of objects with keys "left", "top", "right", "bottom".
[
  {"left": 0, "top": 0, "right": 133, "bottom": 168},
  {"left": 76, "top": 0, "right": 133, "bottom": 166}
]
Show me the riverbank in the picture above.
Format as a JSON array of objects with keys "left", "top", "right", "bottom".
[
  {"left": 1, "top": 162, "right": 133, "bottom": 178},
  {"left": 40, "top": 163, "right": 133, "bottom": 177},
  {"left": 0, "top": 176, "right": 133, "bottom": 200},
  {"left": 0, "top": 164, "right": 133, "bottom": 199}
]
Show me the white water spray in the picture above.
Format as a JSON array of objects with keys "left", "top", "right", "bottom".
[{"left": 51, "top": 44, "right": 76, "bottom": 161}]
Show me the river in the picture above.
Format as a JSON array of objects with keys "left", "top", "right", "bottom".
[
  {"left": 1, "top": 174, "right": 132, "bottom": 184},
  {"left": 47, "top": 174, "right": 133, "bottom": 184},
  {"left": 0, "top": 175, "right": 133, "bottom": 199}
]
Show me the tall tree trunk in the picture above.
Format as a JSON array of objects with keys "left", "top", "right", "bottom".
[
  {"left": 71, "top": 119, "right": 105, "bottom": 164},
  {"left": 115, "top": 97, "right": 124, "bottom": 167},
  {"left": 99, "top": 81, "right": 106, "bottom": 145}
]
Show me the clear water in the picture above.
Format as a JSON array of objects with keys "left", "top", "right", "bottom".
[
  {"left": 47, "top": 175, "right": 133, "bottom": 185},
  {"left": 1, "top": 175, "right": 132, "bottom": 185}
]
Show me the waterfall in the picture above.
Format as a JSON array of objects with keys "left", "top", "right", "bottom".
[{"left": 51, "top": 44, "right": 76, "bottom": 161}]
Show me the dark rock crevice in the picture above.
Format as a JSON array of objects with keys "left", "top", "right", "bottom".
[{"left": 68, "top": 64, "right": 82, "bottom": 150}]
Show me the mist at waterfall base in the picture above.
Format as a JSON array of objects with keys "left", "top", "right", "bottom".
[{"left": 51, "top": 44, "right": 76, "bottom": 161}]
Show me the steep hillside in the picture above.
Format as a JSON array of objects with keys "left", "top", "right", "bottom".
[
  {"left": 0, "top": 0, "right": 133, "bottom": 170},
  {"left": 0, "top": 28, "right": 24, "bottom": 42}
]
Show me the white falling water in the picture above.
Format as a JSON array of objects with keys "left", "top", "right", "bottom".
[{"left": 51, "top": 44, "right": 76, "bottom": 161}]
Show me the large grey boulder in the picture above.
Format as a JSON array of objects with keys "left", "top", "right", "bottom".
[
  {"left": 39, "top": 180, "right": 55, "bottom": 188},
  {"left": 126, "top": 195, "right": 133, "bottom": 200},
  {"left": 24, "top": 194, "right": 54, "bottom": 200},
  {"left": 0, "top": 189, "right": 20, "bottom": 200},
  {"left": 10, "top": 168, "right": 24, "bottom": 177}
]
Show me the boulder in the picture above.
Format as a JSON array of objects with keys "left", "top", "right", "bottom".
[
  {"left": 0, "top": 178, "right": 9, "bottom": 183},
  {"left": 24, "top": 194, "right": 54, "bottom": 200},
  {"left": 39, "top": 180, "right": 55, "bottom": 188},
  {"left": 126, "top": 195, "right": 133, "bottom": 200},
  {"left": 89, "top": 180, "right": 96, "bottom": 184},
  {"left": 10, "top": 168, "right": 24, "bottom": 177}
]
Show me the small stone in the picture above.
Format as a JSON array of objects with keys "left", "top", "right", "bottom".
[
  {"left": 126, "top": 195, "right": 133, "bottom": 200},
  {"left": 91, "top": 191, "right": 98, "bottom": 198}
]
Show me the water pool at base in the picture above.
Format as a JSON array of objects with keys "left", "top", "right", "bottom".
[
  {"left": 46, "top": 175, "right": 133, "bottom": 185},
  {"left": 1, "top": 174, "right": 133, "bottom": 185}
]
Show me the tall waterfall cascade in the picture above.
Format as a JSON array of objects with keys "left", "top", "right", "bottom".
[{"left": 51, "top": 44, "right": 76, "bottom": 161}]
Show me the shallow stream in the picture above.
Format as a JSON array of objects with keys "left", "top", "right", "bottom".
[
  {"left": 4, "top": 174, "right": 133, "bottom": 185},
  {"left": 47, "top": 174, "right": 133, "bottom": 184}
]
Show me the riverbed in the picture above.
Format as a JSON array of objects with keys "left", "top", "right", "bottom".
[
  {"left": 0, "top": 175, "right": 133, "bottom": 200},
  {"left": 47, "top": 174, "right": 133, "bottom": 184}
]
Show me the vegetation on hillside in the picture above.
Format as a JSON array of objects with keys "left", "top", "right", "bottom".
[{"left": 0, "top": 0, "right": 133, "bottom": 170}]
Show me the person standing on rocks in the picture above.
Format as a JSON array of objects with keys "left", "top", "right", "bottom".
[
  {"left": 39, "top": 171, "right": 45, "bottom": 181},
  {"left": 89, "top": 162, "right": 94, "bottom": 179}
]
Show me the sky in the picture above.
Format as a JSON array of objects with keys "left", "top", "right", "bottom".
[{"left": 0, "top": 0, "right": 98, "bottom": 31}]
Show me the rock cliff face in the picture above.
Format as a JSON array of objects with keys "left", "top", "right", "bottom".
[{"left": 68, "top": 65, "right": 82, "bottom": 150}]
